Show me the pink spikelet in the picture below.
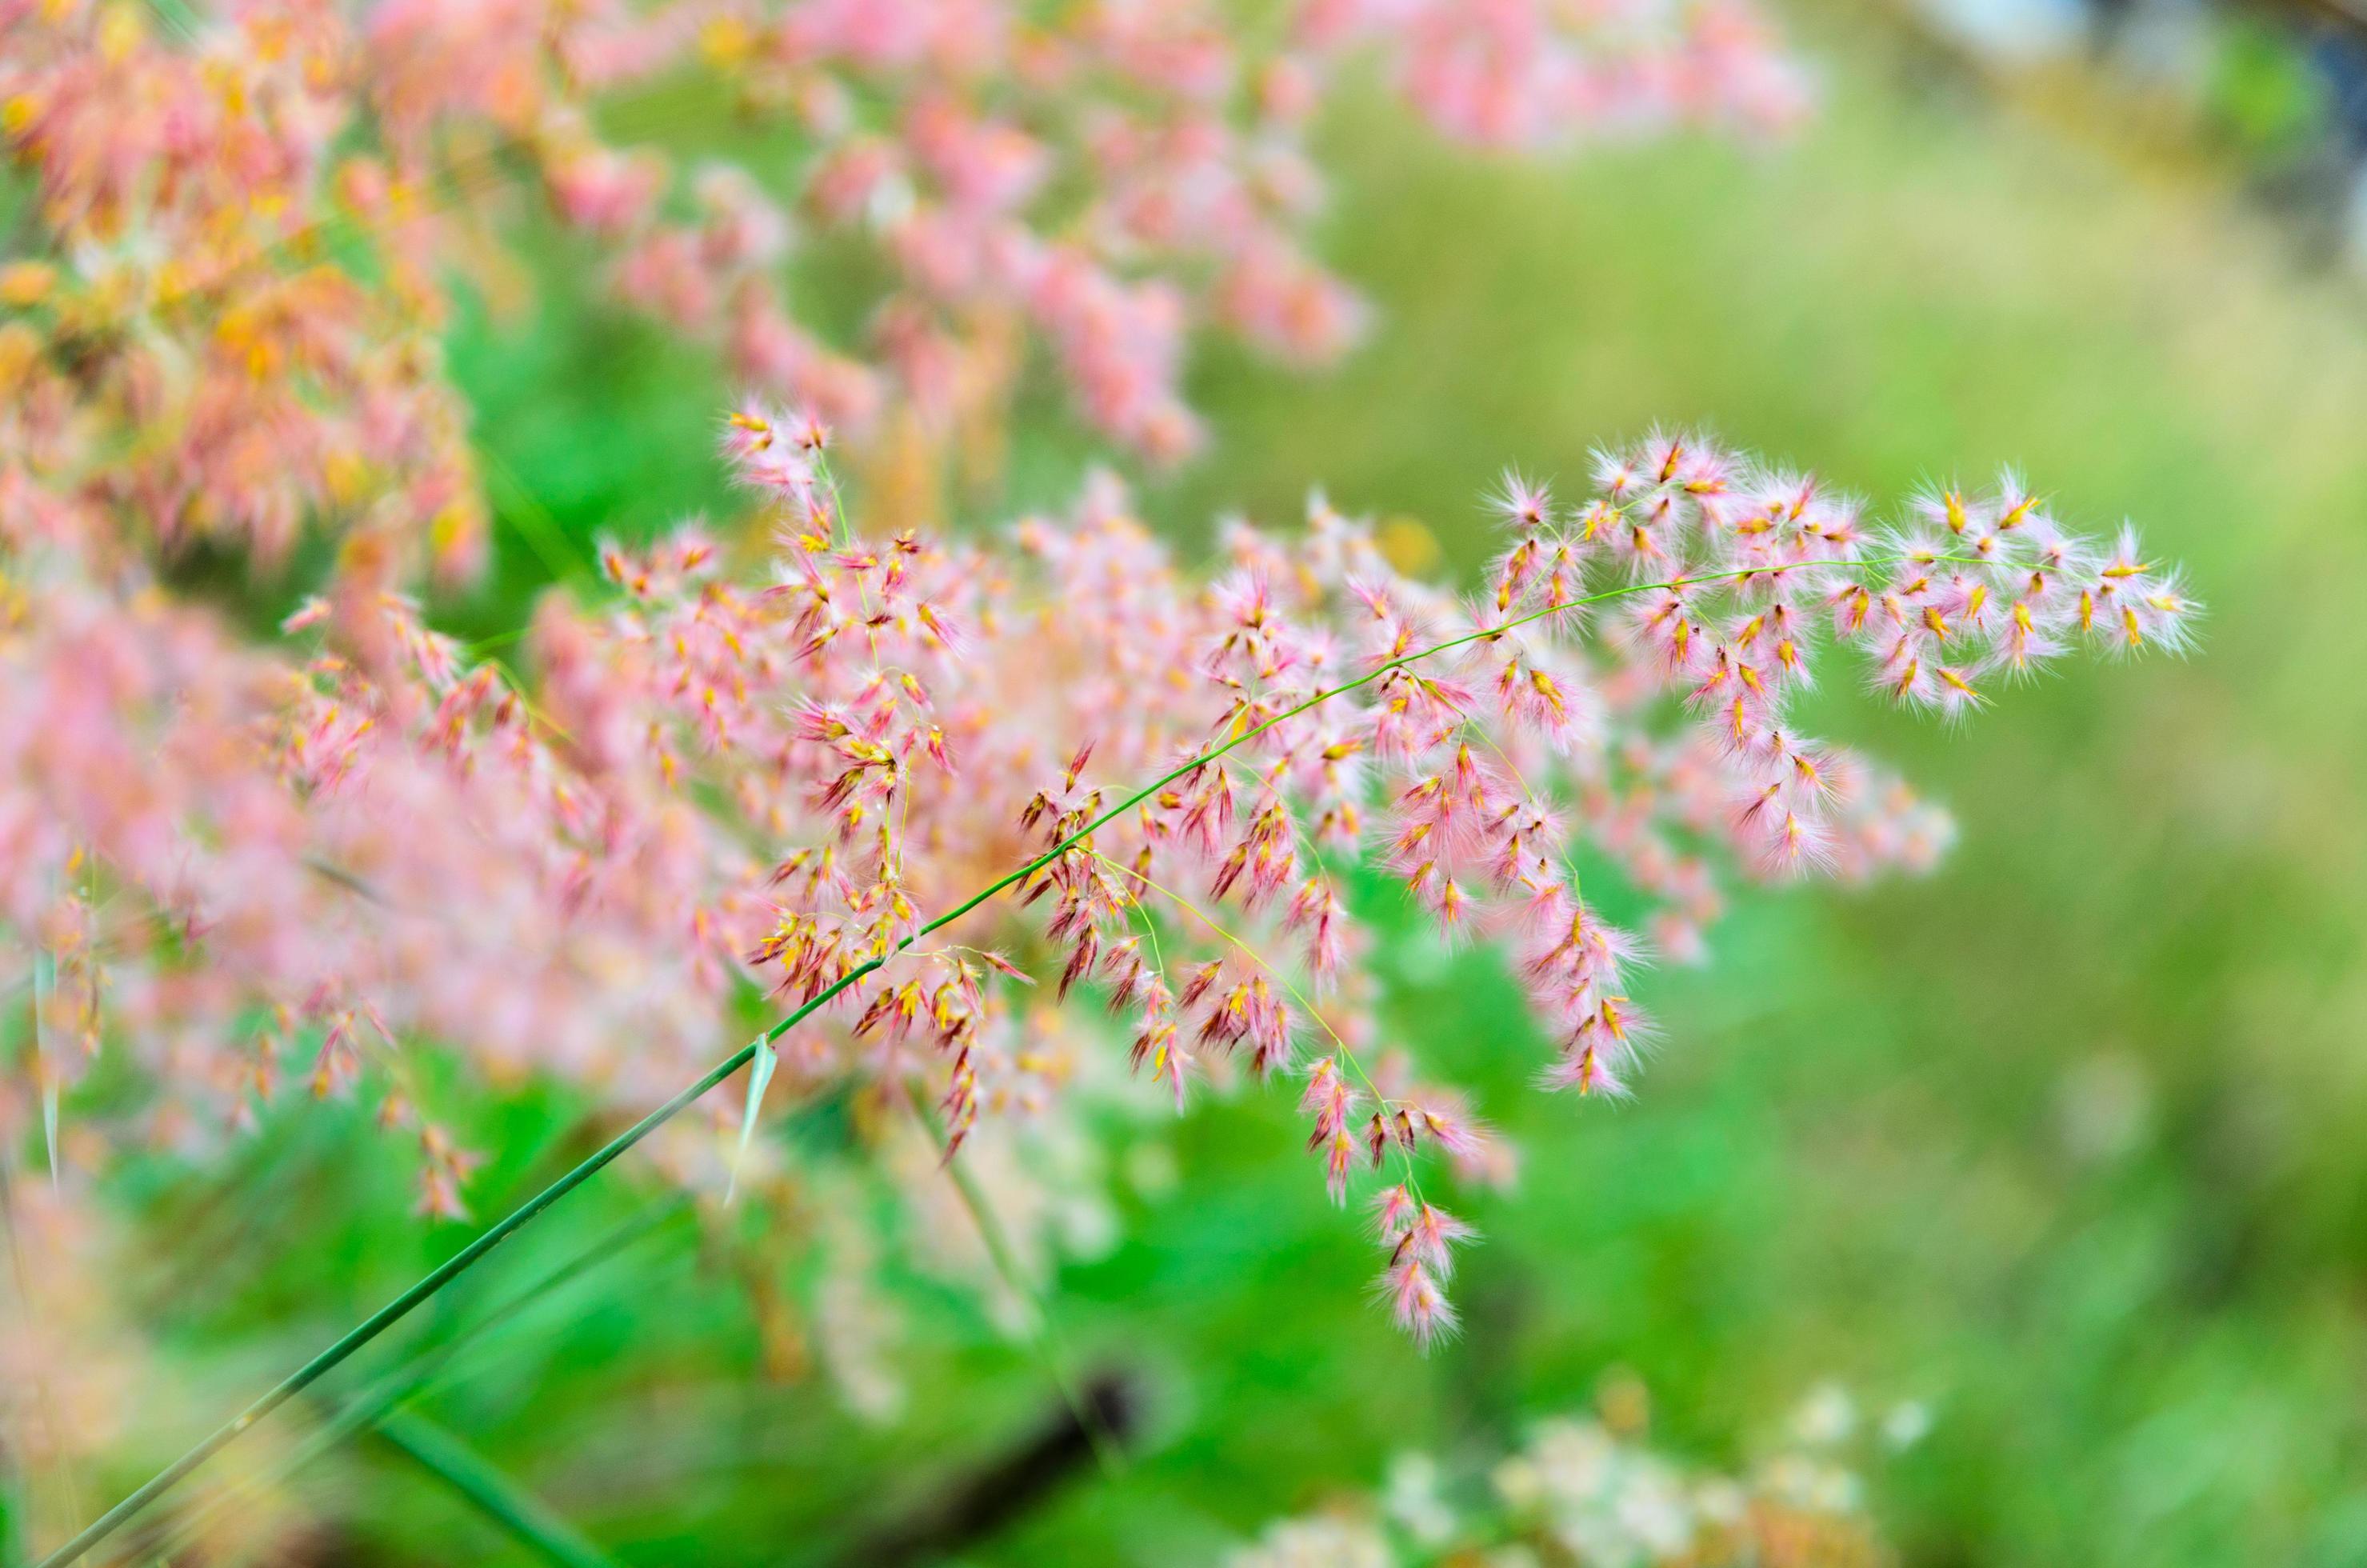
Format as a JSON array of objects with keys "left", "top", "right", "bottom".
[
  {"left": 1301, "top": 1056, "right": 1365, "bottom": 1204},
  {"left": 1372, "top": 1186, "right": 1472, "bottom": 1352}
]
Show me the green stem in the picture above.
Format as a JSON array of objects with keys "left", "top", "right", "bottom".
[
  {"left": 36, "top": 1053, "right": 761, "bottom": 1567},
  {"left": 371, "top": 1410, "right": 618, "bottom": 1568},
  {"left": 902, "top": 1082, "right": 1126, "bottom": 1478},
  {"left": 144, "top": 1202, "right": 685, "bottom": 1563},
  {"left": 38, "top": 551, "right": 1953, "bottom": 1567}
]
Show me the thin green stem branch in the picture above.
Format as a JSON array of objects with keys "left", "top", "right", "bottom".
[
  {"left": 37, "top": 1054, "right": 761, "bottom": 1566},
  {"left": 370, "top": 1409, "right": 619, "bottom": 1568},
  {"left": 142, "top": 1202, "right": 686, "bottom": 1564},
  {"left": 38, "top": 551, "right": 1961, "bottom": 1566},
  {"left": 902, "top": 1082, "right": 1126, "bottom": 1478}
]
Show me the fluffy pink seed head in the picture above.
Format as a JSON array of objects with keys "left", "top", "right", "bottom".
[{"left": 1379, "top": 1258, "right": 1459, "bottom": 1352}]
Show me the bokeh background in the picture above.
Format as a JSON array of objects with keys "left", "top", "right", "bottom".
[{"left": 24, "top": 1, "right": 2367, "bottom": 1563}]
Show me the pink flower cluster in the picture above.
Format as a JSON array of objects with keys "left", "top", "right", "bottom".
[
  {"left": 4, "top": 0, "right": 1805, "bottom": 550},
  {"left": 0, "top": 2, "right": 486, "bottom": 577},
  {"left": 0, "top": 389, "right": 2191, "bottom": 1341},
  {"left": 1301, "top": 0, "right": 1807, "bottom": 150},
  {"left": 533, "top": 0, "right": 1805, "bottom": 456},
  {"left": 0, "top": 478, "right": 752, "bottom": 1211}
]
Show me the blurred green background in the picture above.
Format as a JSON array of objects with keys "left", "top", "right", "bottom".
[{"left": 43, "top": 4, "right": 2367, "bottom": 1565}]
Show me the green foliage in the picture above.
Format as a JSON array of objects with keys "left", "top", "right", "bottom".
[{"left": 2205, "top": 17, "right": 2325, "bottom": 160}]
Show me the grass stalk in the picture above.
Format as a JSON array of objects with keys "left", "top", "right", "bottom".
[
  {"left": 902, "top": 1082, "right": 1127, "bottom": 1478},
  {"left": 370, "top": 1410, "right": 619, "bottom": 1568},
  {"left": 141, "top": 1202, "right": 686, "bottom": 1563}
]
